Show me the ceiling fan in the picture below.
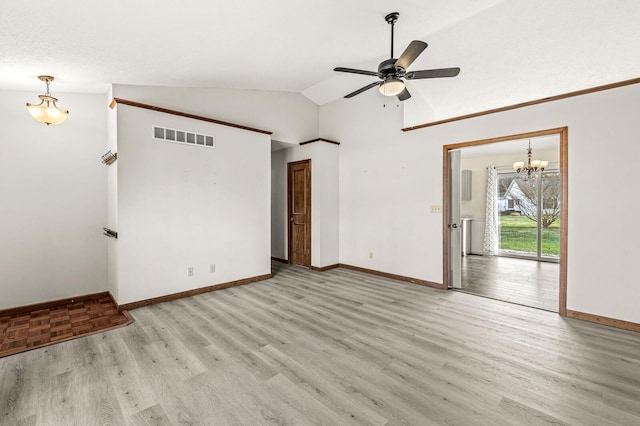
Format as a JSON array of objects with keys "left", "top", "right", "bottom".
[{"left": 334, "top": 12, "right": 460, "bottom": 101}]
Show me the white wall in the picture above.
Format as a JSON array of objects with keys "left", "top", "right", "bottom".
[
  {"left": 320, "top": 82, "right": 640, "bottom": 324},
  {"left": 0, "top": 90, "right": 108, "bottom": 309},
  {"left": 106, "top": 87, "right": 119, "bottom": 300},
  {"left": 271, "top": 142, "right": 339, "bottom": 268},
  {"left": 271, "top": 149, "right": 288, "bottom": 260},
  {"left": 1, "top": 84, "right": 315, "bottom": 309},
  {"left": 321, "top": 97, "right": 444, "bottom": 282},
  {"left": 109, "top": 84, "right": 314, "bottom": 304},
  {"left": 112, "top": 85, "right": 319, "bottom": 144},
  {"left": 317, "top": 144, "right": 340, "bottom": 267},
  {"left": 115, "top": 104, "right": 270, "bottom": 305}
]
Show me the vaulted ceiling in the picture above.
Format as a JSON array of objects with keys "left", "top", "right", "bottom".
[{"left": 2, "top": 1, "right": 638, "bottom": 124}]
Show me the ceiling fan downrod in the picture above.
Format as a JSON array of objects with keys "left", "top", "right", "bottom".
[{"left": 385, "top": 12, "right": 399, "bottom": 59}]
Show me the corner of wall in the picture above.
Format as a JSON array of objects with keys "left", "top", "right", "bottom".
[{"left": 106, "top": 85, "right": 119, "bottom": 301}]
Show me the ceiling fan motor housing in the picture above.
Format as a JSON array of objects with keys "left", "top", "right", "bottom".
[{"left": 378, "top": 58, "right": 402, "bottom": 77}]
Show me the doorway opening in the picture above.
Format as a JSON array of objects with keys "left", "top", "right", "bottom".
[{"left": 443, "top": 128, "right": 567, "bottom": 314}]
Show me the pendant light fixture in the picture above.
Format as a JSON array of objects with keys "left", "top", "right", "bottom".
[
  {"left": 513, "top": 140, "right": 548, "bottom": 178},
  {"left": 26, "top": 75, "right": 69, "bottom": 125}
]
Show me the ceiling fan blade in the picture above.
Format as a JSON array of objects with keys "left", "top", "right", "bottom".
[
  {"left": 397, "top": 87, "right": 411, "bottom": 101},
  {"left": 344, "top": 81, "right": 383, "bottom": 98},
  {"left": 395, "top": 40, "right": 428, "bottom": 70},
  {"left": 334, "top": 67, "right": 380, "bottom": 77},
  {"left": 405, "top": 67, "right": 461, "bottom": 79}
]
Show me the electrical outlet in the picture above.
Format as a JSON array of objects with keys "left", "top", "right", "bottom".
[
  {"left": 431, "top": 205, "right": 442, "bottom": 214},
  {"left": 369, "top": 252, "right": 373, "bottom": 259},
  {"left": 188, "top": 267, "right": 194, "bottom": 277},
  {"left": 210, "top": 264, "right": 215, "bottom": 273}
]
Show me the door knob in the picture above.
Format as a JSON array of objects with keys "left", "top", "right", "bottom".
[
  {"left": 289, "top": 217, "right": 294, "bottom": 222},
  {"left": 450, "top": 223, "right": 458, "bottom": 228}
]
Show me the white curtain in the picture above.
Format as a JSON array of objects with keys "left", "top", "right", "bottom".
[{"left": 483, "top": 166, "right": 499, "bottom": 256}]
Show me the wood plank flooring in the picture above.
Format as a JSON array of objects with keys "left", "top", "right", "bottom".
[
  {"left": 460, "top": 255, "right": 559, "bottom": 312},
  {"left": 2, "top": 262, "right": 640, "bottom": 425}
]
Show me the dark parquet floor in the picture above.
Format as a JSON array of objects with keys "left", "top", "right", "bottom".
[
  {"left": 459, "top": 254, "right": 560, "bottom": 312},
  {"left": 0, "top": 295, "right": 133, "bottom": 358}
]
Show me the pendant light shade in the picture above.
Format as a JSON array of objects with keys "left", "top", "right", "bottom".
[{"left": 26, "top": 76, "right": 69, "bottom": 125}]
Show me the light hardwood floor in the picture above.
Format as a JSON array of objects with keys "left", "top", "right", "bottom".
[
  {"left": 2, "top": 262, "right": 640, "bottom": 425},
  {"left": 460, "top": 255, "right": 560, "bottom": 312}
]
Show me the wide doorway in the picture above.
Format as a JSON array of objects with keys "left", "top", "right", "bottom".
[{"left": 444, "top": 128, "right": 567, "bottom": 314}]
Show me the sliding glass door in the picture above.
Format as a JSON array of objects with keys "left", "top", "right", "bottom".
[{"left": 497, "top": 170, "right": 560, "bottom": 260}]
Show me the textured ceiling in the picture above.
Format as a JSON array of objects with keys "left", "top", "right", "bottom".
[{"left": 1, "top": 0, "right": 639, "bottom": 123}]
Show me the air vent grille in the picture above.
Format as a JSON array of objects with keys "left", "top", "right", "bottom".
[{"left": 152, "top": 126, "right": 215, "bottom": 148}]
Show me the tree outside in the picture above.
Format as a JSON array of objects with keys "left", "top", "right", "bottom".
[{"left": 514, "top": 172, "right": 561, "bottom": 228}]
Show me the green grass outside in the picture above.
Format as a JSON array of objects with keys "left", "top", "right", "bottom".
[{"left": 499, "top": 215, "right": 560, "bottom": 256}]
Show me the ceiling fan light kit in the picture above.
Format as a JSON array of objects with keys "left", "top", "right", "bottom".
[
  {"left": 379, "top": 78, "right": 405, "bottom": 96},
  {"left": 334, "top": 12, "right": 460, "bottom": 102}
]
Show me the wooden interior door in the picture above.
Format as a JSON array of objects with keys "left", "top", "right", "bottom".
[{"left": 288, "top": 159, "right": 311, "bottom": 267}]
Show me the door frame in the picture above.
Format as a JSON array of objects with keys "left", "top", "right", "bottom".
[
  {"left": 287, "top": 159, "right": 312, "bottom": 267},
  {"left": 442, "top": 127, "right": 568, "bottom": 315}
]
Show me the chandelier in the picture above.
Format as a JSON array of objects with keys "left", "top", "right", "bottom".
[
  {"left": 513, "top": 140, "right": 548, "bottom": 178},
  {"left": 26, "top": 75, "right": 69, "bottom": 125}
]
